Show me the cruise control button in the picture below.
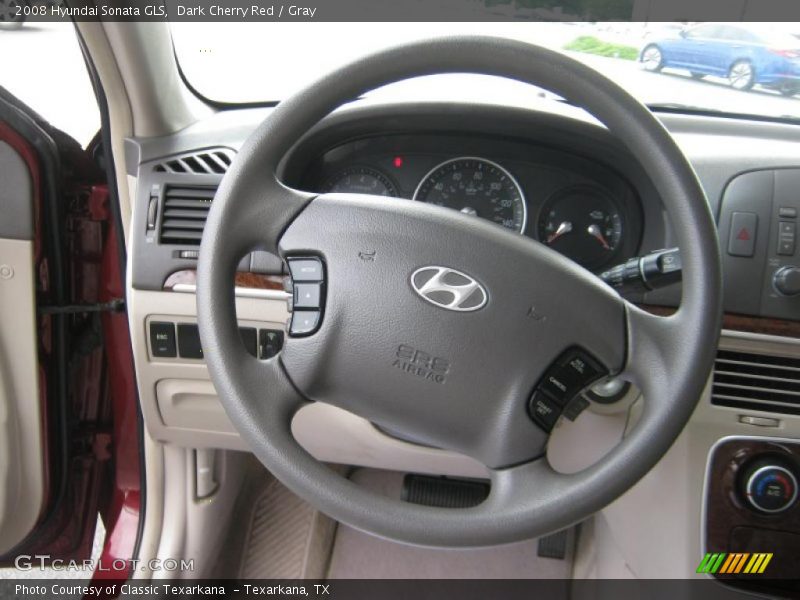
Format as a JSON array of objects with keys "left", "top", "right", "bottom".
[
  {"left": 290, "top": 311, "right": 320, "bottom": 336},
  {"left": 560, "top": 350, "right": 605, "bottom": 382},
  {"left": 528, "top": 391, "right": 561, "bottom": 432},
  {"left": 288, "top": 258, "right": 323, "bottom": 282},
  {"left": 294, "top": 283, "right": 321, "bottom": 309},
  {"left": 539, "top": 367, "right": 580, "bottom": 406}
]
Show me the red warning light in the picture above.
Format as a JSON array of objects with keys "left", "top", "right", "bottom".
[
  {"left": 736, "top": 227, "right": 751, "bottom": 241},
  {"left": 393, "top": 156, "right": 404, "bottom": 168}
]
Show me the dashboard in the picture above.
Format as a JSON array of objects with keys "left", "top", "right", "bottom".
[
  {"left": 125, "top": 98, "right": 800, "bottom": 582},
  {"left": 299, "top": 133, "right": 643, "bottom": 272},
  {"left": 113, "top": 76, "right": 800, "bottom": 589}
]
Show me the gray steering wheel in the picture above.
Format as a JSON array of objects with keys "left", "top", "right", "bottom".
[{"left": 197, "top": 36, "right": 721, "bottom": 547}]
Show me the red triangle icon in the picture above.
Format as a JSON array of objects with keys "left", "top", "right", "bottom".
[{"left": 736, "top": 227, "right": 751, "bottom": 241}]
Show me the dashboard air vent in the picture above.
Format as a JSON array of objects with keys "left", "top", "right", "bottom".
[
  {"left": 153, "top": 149, "right": 234, "bottom": 175},
  {"left": 158, "top": 185, "right": 217, "bottom": 245},
  {"left": 712, "top": 349, "right": 800, "bottom": 416}
]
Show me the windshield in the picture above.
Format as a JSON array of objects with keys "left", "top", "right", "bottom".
[{"left": 172, "top": 22, "right": 800, "bottom": 121}]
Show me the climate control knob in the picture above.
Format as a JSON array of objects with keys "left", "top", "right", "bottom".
[
  {"left": 743, "top": 461, "right": 799, "bottom": 514},
  {"left": 773, "top": 266, "right": 800, "bottom": 297}
]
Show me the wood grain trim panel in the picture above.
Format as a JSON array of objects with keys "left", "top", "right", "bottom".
[
  {"left": 163, "top": 270, "right": 285, "bottom": 291},
  {"left": 638, "top": 305, "right": 800, "bottom": 339}
]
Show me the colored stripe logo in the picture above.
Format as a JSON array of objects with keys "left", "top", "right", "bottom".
[{"left": 697, "top": 553, "right": 773, "bottom": 574}]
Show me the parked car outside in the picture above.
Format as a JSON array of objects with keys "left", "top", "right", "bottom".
[{"left": 640, "top": 23, "right": 800, "bottom": 96}]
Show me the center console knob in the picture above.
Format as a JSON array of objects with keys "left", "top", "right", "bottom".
[
  {"left": 741, "top": 459, "right": 799, "bottom": 514},
  {"left": 773, "top": 266, "right": 800, "bottom": 297}
]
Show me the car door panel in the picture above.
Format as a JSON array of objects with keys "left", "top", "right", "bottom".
[
  {"left": 0, "top": 90, "right": 109, "bottom": 567},
  {"left": 661, "top": 36, "right": 692, "bottom": 66},
  {"left": 678, "top": 24, "right": 723, "bottom": 73},
  {"left": 0, "top": 130, "right": 46, "bottom": 554}
]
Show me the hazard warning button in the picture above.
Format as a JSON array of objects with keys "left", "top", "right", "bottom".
[{"left": 728, "top": 211, "right": 757, "bottom": 257}]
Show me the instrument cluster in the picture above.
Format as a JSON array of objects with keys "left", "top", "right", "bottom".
[{"left": 306, "top": 135, "right": 642, "bottom": 272}]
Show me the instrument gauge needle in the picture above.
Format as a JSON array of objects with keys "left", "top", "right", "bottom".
[
  {"left": 587, "top": 224, "right": 611, "bottom": 250},
  {"left": 546, "top": 221, "right": 572, "bottom": 243}
]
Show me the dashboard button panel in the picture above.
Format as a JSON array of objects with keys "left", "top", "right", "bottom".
[
  {"left": 528, "top": 347, "right": 608, "bottom": 432},
  {"left": 149, "top": 320, "right": 282, "bottom": 360}
]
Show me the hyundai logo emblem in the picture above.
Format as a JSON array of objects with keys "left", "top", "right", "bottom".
[{"left": 410, "top": 266, "right": 488, "bottom": 312}]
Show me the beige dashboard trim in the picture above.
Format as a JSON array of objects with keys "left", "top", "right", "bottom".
[{"left": 128, "top": 287, "right": 492, "bottom": 477}]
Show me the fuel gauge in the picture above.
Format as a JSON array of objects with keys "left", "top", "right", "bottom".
[{"left": 538, "top": 185, "right": 624, "bottom": 270}]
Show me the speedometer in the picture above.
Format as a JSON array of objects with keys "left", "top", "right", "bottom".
[{"left": 412, "top": 157, "right": 527, "bottom": 234}]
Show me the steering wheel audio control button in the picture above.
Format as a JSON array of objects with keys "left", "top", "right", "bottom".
[
  {"left": 286, "top": 256, "right": 326, "bottom": 337},
  {"left": 528, "top": 391, "right": 561, "bottom": 432},
  {"left": 288, "top": 258, "right": 324, "bottom": 282},
  {"left": 294, "top": 283, "right": 322, "bottom": 309},
  {"left": 290, "top": 311, "right": 320, "bottom": 336}
]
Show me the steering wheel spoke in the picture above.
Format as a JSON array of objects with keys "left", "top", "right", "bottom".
[{"left": 620, "top": 302, "right": 688, "bottom": 410}]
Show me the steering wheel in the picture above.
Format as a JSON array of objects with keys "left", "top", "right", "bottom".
[{"left": 197, "top": 36, "right": 721, "bottom": 546}]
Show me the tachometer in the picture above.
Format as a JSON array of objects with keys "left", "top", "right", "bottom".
[
  {"left": 538, "top": 185, "right": 624, "bottom": 270},
  {"left": 320, "top": 166, "right": 398, "bottom": 197},
  {"left": 412, "top": 157, "right": 526, "bottom": 234}
]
